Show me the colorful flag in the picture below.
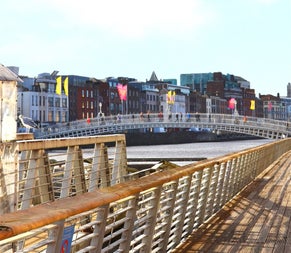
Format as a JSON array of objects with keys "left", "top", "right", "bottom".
[
  {"left": 228, "top": 98, "right": 236, "bottom": 109},
  {"left": 56, "top": 76, "right": 62, "bottom": 95},
  {"left": 117, "top": 83, "right": 127, "bottom": 101},
  {"left": 250, "top": 100, "right": 255, "bottom": 110},
  {"left": 167, "top": 91, "right": 175, "bottom": 104},
  {"left": 64, "top": 77, "right": 69, "bottom": 96}
]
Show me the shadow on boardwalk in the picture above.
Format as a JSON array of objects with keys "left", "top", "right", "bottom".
[{"left": 173, "top": 151, "right": 291, "bottom": 253}]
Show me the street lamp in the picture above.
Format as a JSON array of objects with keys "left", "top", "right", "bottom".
[{"left": 98, "top": 102, "right": 103, "bottom": 118}]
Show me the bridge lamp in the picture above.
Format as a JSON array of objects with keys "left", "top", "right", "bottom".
[
  {"left": 98, "top": 102, "right": 103, "bottom": 118},
  {"left": 234, "top": 99, "right": 239, "bottom": 116}
]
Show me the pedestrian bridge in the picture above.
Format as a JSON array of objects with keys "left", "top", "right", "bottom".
[
  {"left": 0, "top": 134, "right": 290, "bottom": 252},
  {"left": 35, "top": 113, "right": 291, "bottom": 140}
]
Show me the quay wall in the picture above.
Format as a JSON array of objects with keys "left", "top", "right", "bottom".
[{"left": 125, "top": 131, "right": 257, "bottom": 146}]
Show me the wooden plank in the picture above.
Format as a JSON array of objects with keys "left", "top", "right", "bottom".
[{"left": 172, "top": 151, "right": 291, "bottom": 252}]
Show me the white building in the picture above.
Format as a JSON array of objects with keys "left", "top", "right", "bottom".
[{"left": 18, "top": 72, "right": 69, "bottom": 126}]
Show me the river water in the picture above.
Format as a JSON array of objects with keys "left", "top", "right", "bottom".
[{"left": 124, "top": 139, "right": 274, "bottom": 164}]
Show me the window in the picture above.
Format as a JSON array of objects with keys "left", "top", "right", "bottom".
[
  {"left": 55, "top": 98, "right": 61, "bottom": 107},
  {"left": 62, "top": 98, "right": 67, "bottom": 108},
  {"left": 48, "top": 97, "right": 53, "bottom": 107}
]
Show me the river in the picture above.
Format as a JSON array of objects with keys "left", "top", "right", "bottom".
[{"left": 124, "top": 139, "right": 274, "bottom": 165}]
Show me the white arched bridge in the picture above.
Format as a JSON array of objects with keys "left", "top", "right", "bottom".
[{"left": 35, "top": 113, "right": 291, "bottom": 140}]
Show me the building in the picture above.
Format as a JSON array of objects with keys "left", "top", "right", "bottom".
[
  {"left": 259, "top": 93, "right": 284, "bottom": 120},
  {"left": 18, "top": 72, "right": 69, "bottom": 125}
]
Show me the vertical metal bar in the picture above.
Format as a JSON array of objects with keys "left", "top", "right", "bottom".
[
  {"left": 20, "top": 150, "right": 39, "bottom": 210},
  {"left": 50, "top": 220, "right": 65, "bottom": 253},
  {"left": 172, "top": 176, "right": 192, "bottom": 245},
  {"left": 72, "top": 146, "right": 87, "bottom": 195},
  {"left": 187, "top": 170, "right": 203, "bottom": 232},
  {"left": 0, "top": 142, "right": 18, "bottom": 213},
  {"left": 60, "top": 146, "right": 74, "bottom": 198},
  {"left": 89, "top": 204, "right": 110, "bottom": 253},
  {"left": 196, "top": 166, "right": 214, "bottom": 225},
  {"left": 159, "top": 181, "right": 178, "bottom": 253},
  {"left": 119, "top": 195, "right": 139, "bottom": 252},
  {"left": 233, "top": 156, "right": 242, "bottom": 194},
  {"left": 205, "top": 164, "right": 219, "bottom": 219},
  {"left": 140, "top": 187, "right": 162, "bottom": 253},
  {"left": 46, "top": 223, "right": 63, "bottom": 253},
  {"left": 88, "top": 143, "right": 102, "bottom": 191},
  {"left": 99, "top": 145, "right": 110, "bottom": 188},
  {"left": 111, "top": 140, "right": 127, "bottom": 185},
  {"left": 213, "top": 162, "right": 226, "bottom": 212},
  {"left": 226, "top": 159, "right": 236, "bottom": 201},
  {"left": 34, "top": 150, "right": 54, "bottom": 204}
]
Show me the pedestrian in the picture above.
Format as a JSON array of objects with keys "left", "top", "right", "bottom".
[
  {"left": 175, "top": 113, "right": 179, "bottom": 122},
  {"left": 180, "top": 112, "right": 183, "bottom": 122},
  {"left": 195, "top": 112, "right": 200, "bottom": 122},
  {"left": 158, "top": 111, "right": 163, "bottom": 122},
  {"left": 186, "top": 112, "right": 190, "bottom": 122},
  {"left": 132, "top": 113, "right": 135, "bottom": 122},
  {"left": 140, "top": 112, "right": 144, "bottom": 121}
]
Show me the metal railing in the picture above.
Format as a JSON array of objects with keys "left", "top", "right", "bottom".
[
  {"left": 0, "top": 136, "right": 290, "bottom": 252},
  {"left": 35, "top": 113, "right": 291, "bottom": 140}
]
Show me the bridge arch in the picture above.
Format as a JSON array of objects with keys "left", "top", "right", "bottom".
[{"left": 35, "top": 113, "right": 291, "bottom": 140}]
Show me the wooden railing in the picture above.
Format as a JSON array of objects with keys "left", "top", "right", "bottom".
[{"left": 0, "top": 136, "right": 290, "bottom": 252}]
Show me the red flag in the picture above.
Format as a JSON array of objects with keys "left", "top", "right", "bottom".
[{"left": 117, "top": 83, "right": 127, "bottom": 101}]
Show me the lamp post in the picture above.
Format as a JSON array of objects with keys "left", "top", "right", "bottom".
[{"left": 99, "top": 102, "right": 102, "bottom": 115}]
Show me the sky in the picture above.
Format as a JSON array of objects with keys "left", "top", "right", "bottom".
[{"left": 1, "top": 0, "right": 290, "bottom": 96}]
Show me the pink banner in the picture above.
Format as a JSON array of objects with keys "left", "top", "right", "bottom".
[
  {"left": 228, "top": 98, "right": 236, "bottom": 109},
  {"left": 117, "top": 83, "right": 127, "bottom": 101}
]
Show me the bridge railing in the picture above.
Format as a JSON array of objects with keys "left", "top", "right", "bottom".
[
  {"left": 0, "top": 137, "right": 290, "bottom": 252},
  {"left": 35, "top": 113, "right": 290, "bottom": 139}
]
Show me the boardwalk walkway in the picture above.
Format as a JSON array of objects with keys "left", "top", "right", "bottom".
[{"left": 173, "top": 151, "right": 291, "bottom": 253}]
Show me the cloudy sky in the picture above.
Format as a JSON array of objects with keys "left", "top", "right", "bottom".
[{"left": 1, "top": 0, "right": 290, "bottom": 96}]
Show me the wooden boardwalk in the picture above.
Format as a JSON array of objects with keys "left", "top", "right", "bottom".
[{"left": 173, "top": 151, "right": 291, "bottom": 253}]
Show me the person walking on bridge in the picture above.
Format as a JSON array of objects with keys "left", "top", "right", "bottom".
[{"left": 147, "top": 111, "right": 151, "bottom": 122}]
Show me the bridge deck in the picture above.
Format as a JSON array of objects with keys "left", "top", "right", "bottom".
[{"left": 173, "top": 150, "right": 291, "bottom": 253}]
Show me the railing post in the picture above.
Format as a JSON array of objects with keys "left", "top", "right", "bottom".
[
  {"left": 187, "top": 170, "right": 203, "bottom": 231},
  {"left": 0, "top": 142, "right": 18, "bottom": 214},
  {"left": 119, "top": 195, "right": 139, "bottom": 252},
  {"left": 111, "top": 139, "right": 127, "bottom": 185},
  {"left": 214, "top": 162, "right": 227, "bottom": 212},
  {"left": 172, "top": 176, "right": 192, "bottom": 246},
  {"left": 89, "top": 205, "right": 110, "bottom": 253},
  {"left": 88, "top": 143, "right": 109, "bottom": 191},
  {"left": 196, "top": 167, "right": 214, "bottom": 225},
  {"left": 140, "top": 187, "right": 161, "bottom": 253},
  {"left": 160, "top": 181, "right": 179, "bottom": 252}
]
